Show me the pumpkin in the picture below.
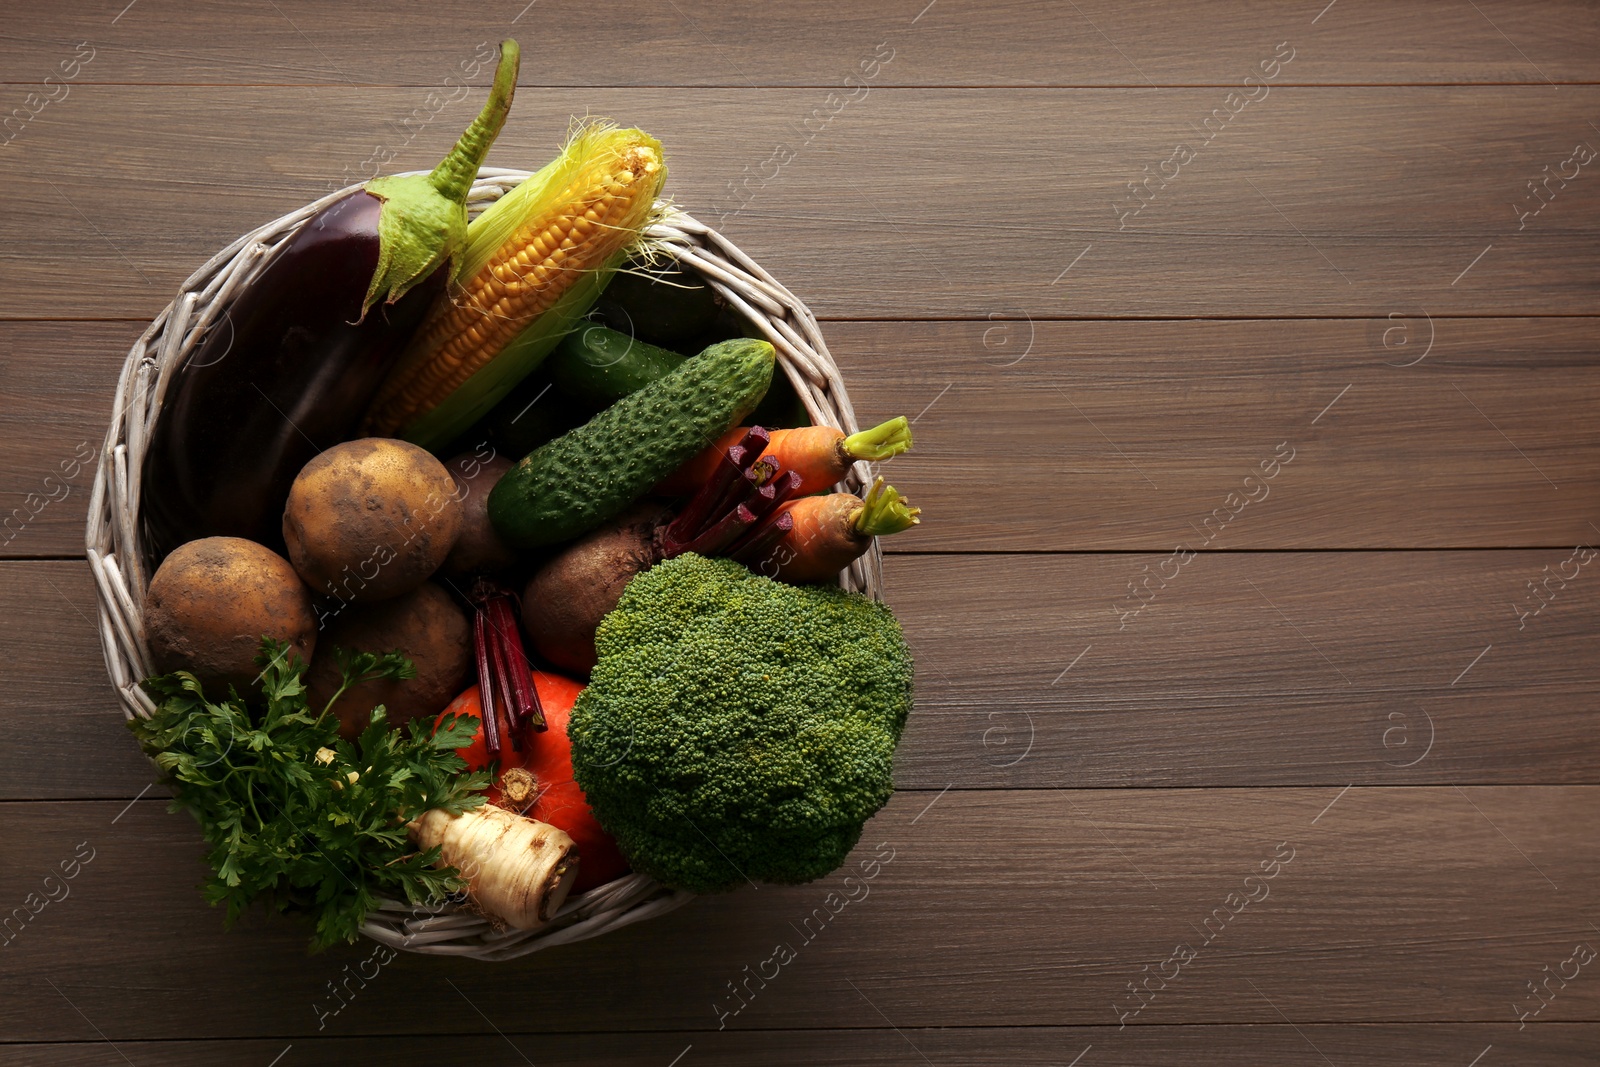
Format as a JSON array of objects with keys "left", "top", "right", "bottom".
[{"left": 439, "top": 670, "right": 629, "bottom": 893}]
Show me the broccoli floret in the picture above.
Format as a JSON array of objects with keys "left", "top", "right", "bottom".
[{"left": 568, "top": 553, "right": 914, "bottom": 893}]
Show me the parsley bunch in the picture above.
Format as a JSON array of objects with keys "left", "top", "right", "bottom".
[{"left": 130, "top": 639, "right": 490, "bottom": 950}]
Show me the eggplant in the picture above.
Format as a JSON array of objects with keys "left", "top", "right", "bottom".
[{"left": 141, "top": 41, "right": 521, "bottom": 563}]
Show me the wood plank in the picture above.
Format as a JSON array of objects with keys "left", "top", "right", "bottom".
[
  {"left": 3, "top": 0, "right": 1597, "bottom": 87},
  {"left": 9, "top": 550, "right": 1597, "bottom": 800},
  {"left": 6, "top": 317, "right": 1598, "bottom": 559},
  {"left": 1, "top": 87, "right": 1597, "bottom": 320},
  {"left": 6, "top": 1025, "right": 1597, "bottom": 1066},
  {"left": 890, "top": 551, "right": 1600, "bottom": 788},
  {"left": 0, "top": 562, "right": 160, "bottom": 800},
  {"left": 0, "top": 323, "right": 131, "bottom": 559},
  {"left": 0, "top": 788, "right": 1593, "bottom": 1039},
  {"left": 841, "top": 317, "right": 1600, "bottom": 551}
]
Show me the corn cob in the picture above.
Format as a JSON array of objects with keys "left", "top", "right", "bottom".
[{"left": 363, "top": 123, "right": 666, "bottom": 447}]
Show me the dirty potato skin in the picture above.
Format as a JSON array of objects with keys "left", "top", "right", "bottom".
[
  {"left": 521, "top": 501, "right": 668, "bottom": 676},
  {"left": 442, "top": 452, "right": 518, "bottom": 576},
  {"left": 282, "top": 438, "right": 463, "bottom": 604},
  {"left": 306, "top": 582, "right": 472, "bottom": 738},
  {"left": 144, "top": 536, "right": 316, "bottom": 695}
]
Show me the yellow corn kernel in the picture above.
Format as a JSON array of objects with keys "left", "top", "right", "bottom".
[{"left": 364, "top": 126, "right": 665, "bottom": 438}]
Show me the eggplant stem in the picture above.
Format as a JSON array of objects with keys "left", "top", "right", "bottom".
[
  {"left": 359, "top": 41, "right": 520, "bottom": 313},
  {"left": 428, "top": 41, "right": 520, "bottom": 204}
]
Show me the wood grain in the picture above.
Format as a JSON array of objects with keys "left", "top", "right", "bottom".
[
  {"left": 1, "top": 87, "right": 1597, "bottom": 320},
  {"left": 0, "top": 788, "right": 1593, "bottom": 1040},
  {"left": 3, "top": 0, "right": 1596, "bottom": 87},
  {"left": 0, "top": 563, "right": 159, "bottom": 800},
  {"left": 7, "top": 1026, "right": 1598, "bottom": 1067},
  {"left": 892, "top": 550, "right": 1600, "bottom": 788},
  {"left": 0, "top": 323, "right": 130, "bottom": 560},
  {"left": 2, "top": 3, "right": 1597, "bottom": 1055},
  {"left": 4, "top": 318, "right": 1596, "bottom": 560},
  {"left": 841, "top": 317, "right": 1600, "bottom": 550},
  {"left": 10, "top": 550, "right": 1596, "bottom": 800}
]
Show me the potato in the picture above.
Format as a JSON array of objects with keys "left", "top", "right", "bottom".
[
  {"left": 144, "top": 536, "right": 316, "bottom": 695},
  {"left": 442, "top": 451, "right": 518, "bottom": 576},
  {"left": 282, "top": 438, "right": 463, "bottom": 604},
  {"left": 306, "top": 582, "right": 472, "bottom": 738}
]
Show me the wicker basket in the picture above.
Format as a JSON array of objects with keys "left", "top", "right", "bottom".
[{"left": 85, "top": 168, "right": 884, "bottom": 960}]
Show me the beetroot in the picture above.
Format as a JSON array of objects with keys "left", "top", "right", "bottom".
[{"left": 521, "top": 502, "right": 669, "bottom": 675}]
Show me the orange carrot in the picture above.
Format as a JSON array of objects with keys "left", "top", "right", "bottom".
[
  {"left": 654, "top": 416, "right": 912, "bottom": 496},
  {"left": 748, "top": 477, "right": 921, "bottom": 584}
]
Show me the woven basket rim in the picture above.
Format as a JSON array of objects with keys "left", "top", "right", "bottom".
[{"left": 84, "top": 168, "right": 884, "bottom": 960}]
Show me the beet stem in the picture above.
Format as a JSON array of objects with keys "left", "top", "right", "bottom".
[
  {"left": 486, "top": 607, "right": 522, "bottom": 753},
  {"left": 730, "top": 510, "right": 794, "bottom": 569},
  {"left": 661, "top": 446, "right": 748, "bottom": 553},
  {"left": 491, "top": 595, "right": 545, "bottom": 733},
  {"left": 682, "top": 503, "right": 757, "bottom": 557},
  {"left": 725, "top": 471, "right": 803, "bottom": 556},
  {"left": 472, "top": 609, "right": 502, "bottom": 759},
  {"left": 660, "top": 426, "right": 771, "bottom": 552}
]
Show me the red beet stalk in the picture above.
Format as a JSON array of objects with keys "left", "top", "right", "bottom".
[
  {"left": 469, "top": 579, "right": 547, "bottom": 759},
  {"left": 724, "top": 470, "right": 804, "bottom": 556},
  {"left": 681, "top": 503, "right": 757, "bottom": 557},
  {"left": 471, "top": 608, "right": 503, "bottom": 759},
  {"left": 731, "top": 510, "right": 794, "bottom": 569},
  {"left": 659, "top": 444, "right": 752, "bottom": 555},
  {"left": 489, "top": 593, "right": 545, "bottom": 733}
]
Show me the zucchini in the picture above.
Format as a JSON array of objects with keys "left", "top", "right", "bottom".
[
  {"left": 547, "top": 324, "right": 687, "bottom": 405},
  {"left": 488, "top": 338, "right": 775, "bottom": 548}
]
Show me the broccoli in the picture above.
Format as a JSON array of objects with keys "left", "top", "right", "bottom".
[{"left": 568, "top": 553, "right": 914, "bottom": 893}]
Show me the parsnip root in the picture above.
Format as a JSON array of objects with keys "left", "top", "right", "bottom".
[{"left": 410, "top": 802, "right": 579, "bottom": 929}]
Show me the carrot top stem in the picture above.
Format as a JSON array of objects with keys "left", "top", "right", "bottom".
[
  {"left": 853, "top": 477, "right": 921, "bottom": 537},
  {"left": 842, "top": 416, "right": 913, "bottom": 462}
]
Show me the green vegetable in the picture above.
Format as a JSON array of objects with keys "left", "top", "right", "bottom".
[
  {"left": 568, "top": 554, "right": 913, "bottom": 893},
  {"left": 483, "top": 371, "right": 597, "bottom": 459},
  {"left": 547, "top": 323, "right": 688, "bottom": 405},
  {"left": 129, "top": 639, "right": 490, "bottom": 950},
  {"left": 488, "top": 337, "right": 775, "bottom": 548},
  {"left": 595, "top": 261, "right": 721, "bottom": 345}
]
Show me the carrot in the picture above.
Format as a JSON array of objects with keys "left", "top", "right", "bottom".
[
  {"left": 408, "top": 802, "right": 579, "bottom": 930},
  {"left": 654, "top": 416, "right": 912, "bottom": 496},
  {"left": 748, "top": 477, "right": 920, "bottom": 584}
]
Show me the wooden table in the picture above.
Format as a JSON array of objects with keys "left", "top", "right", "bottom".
[{"left": 3, "top": 2, "right": 1597, "bottom": 1063}]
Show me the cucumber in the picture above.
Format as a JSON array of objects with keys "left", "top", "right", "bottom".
[
  {"left": 482, "top": 371, "right": 597, "bottom": 459},
  {"left": 595, "top": 262, "right": 721, "bottom": 345},
  {"left": 488, "top": 338, "right": 775, "bottom": 548},
  {"left": 547, "top": 324, "right": 687, "bottom": 404}
]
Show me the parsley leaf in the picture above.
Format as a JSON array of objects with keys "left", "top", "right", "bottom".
[{"left": 130, "top": 637, "right": 489, "bottom": 951}]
